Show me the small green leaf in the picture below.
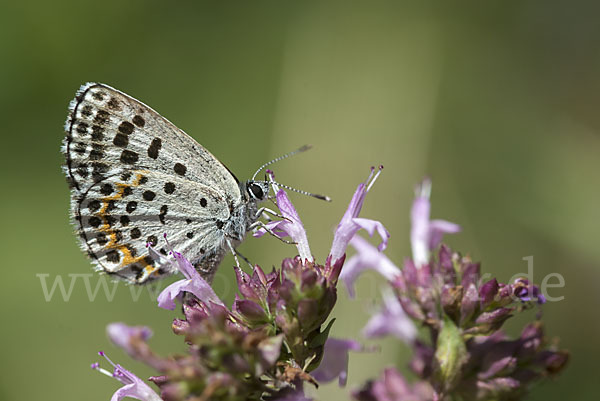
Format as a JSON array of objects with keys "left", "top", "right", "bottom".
[
  {"left": 434, "top": 314, "right": 468, "bottom": 391},
  {"left": 308, "top": 318, "right": 336, "bottom": 348}
]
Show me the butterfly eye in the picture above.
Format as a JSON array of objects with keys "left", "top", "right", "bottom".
[{"left": 248, "top": 183, "right": 264, "bottom": 200}]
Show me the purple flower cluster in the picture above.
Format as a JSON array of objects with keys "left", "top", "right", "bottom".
[
  {"left": 89, "top": 172, "right": 568, "bottom": 401},
  {"left": 395, "top": 247, "right": 547, "bottom": 336},
  {"left": 92, "top": 167, "right": 386, "bottom": 401},
  {"left": 345, "top": 179, "right": 568, "bottom": 401}
]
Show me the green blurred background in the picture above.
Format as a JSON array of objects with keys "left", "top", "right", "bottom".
[{"left": 1, "top": 1, "right": 598, "bottom": 400}]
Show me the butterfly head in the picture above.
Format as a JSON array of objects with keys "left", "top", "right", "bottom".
[{"left": 245, "top": 180, "right": 269, "bottom": 201}]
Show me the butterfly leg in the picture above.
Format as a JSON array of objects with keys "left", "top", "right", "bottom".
[
  {"left": 248, "top": 221, "right": 297, "bottom": 245},
  {"left": 255, "top": 207, "right": 291, "bottom": 222},
  {"left": 233, "top": 249, "right": 254, "bottom": 269},
  {"left": 225, "top": 238, "right": 241, "bottom": 268}
]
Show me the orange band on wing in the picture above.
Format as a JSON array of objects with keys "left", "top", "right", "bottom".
[{"left": 95, "top": 171, "right": 157, "bottom": 275}]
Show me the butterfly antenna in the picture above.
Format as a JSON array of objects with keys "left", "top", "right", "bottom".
[
  {"left": 268, "top": 180, "right": 332, "bottom": 202},
  {"left": 251, "top": 145, "right": 312, "bottom": 180}
]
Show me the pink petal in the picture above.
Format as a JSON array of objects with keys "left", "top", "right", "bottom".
[
  {"left": 352, "top": 217, "right": 390, "bottom": 251},
  {"left": 110, "top": 369, "right": 162, "bottom": 401},
  {"left": 428, "top": 219, "right": 461, "bottom": 249},
  {"left": 340, "top": 236, "right": 400, "bottom": 298},
  {"left": 410, "top": 179, "right": 460, "bottom": 267},
  {"left": 311, "top": 338, "right": 362, "bottom": 387},
  {"left": 330, "top": 167, "right": 384, "bottom": 265},
  {"left": 362, "top": 290, "right": 417, "bottom": 343},
  {"left": 270, "top": 189, "right": 312, "bottom": 261},
  {"left": 252, "top": 220, "right": 287, "bottom": 238},
  {"left": 106, "top": 323, "right": 152, "bottom": 356},
  {"left": 329, "top": 183, "right": 367, "bottom": 264},
  {"left": 157, "top": 276, "right": 224, "bottom": 310}
]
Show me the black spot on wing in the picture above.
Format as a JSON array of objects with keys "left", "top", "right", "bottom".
[
  {"left": 126, "top": 245, "right": 137, "bottom": 257},
  {"left": 105, "top": 215, "right": 117, "bottom": 227},
  {"left": 76, "top": 122, "right": 88, "bottom": 134},
  {"left": 94, "top": 110, "right": 109, "bottom": 125},
  {"left": 88, "top": 200, "right": 101, "bottom": 212},
  {"left": 91, "top": 125, "right": 104, "bottom": 141},
  {"left": 97, "top": 233, "right": 108, "bottom": 246},
  {"left": 120, "top": 150, "right": 138, "bottom": 164},
  {"left": 159, "top": 205, "right": 168, "bottom": 224},
  {"left": 113, "top": 133, "right": 128, "bottom": 147},
  {"left": 91, "top": 162, "right": 108, "bottom": 182},
  {"left": 133, "top": 265, "right": 144, "bottom": 281},
  {"left": 164, "top": 182, "right": 175, "bottom": 194},
  {"left": 120, "top": 215, "right": 130, "bottom": 226},
  {"left": 174, "top": 163, "right": 186, "bottom": 176},
  {"left": 132, "top": 115, "right": 145, "bottom": 127},
  {"left": 107, "top": 97, "right": 121, "bottom": 111},
  {"left": 106, "top": 250, "right": 120, "bottom": 263},
  {"left": 74, "top": 142, "right": 87, "bottom": 154},
  {"left": 89, "top": 216, "right": 101, "bottom": 228},
  {"left": 92, "top": 91, "right": 105, "bottom": 101},
  {"left": 126, "top": 201, "right": 137, "bottom": 213},
  {"left": 106, "top": 200, "right": 117, "bottom": 212},
  {"left": 81, "top": 105, "right": 93, "bottom": 117},
  {"left": 89, "top": 144, "right": 104, "bottom": 160},
  {"left": 147, "top": 138, "right": 161, "bottom": 159},
  {"left": 118, "top": 121, "right": 134, "bottom": 135},
  {"left": 100, "top": 183, "right": 113, "bottom": 196},
  {"left": 143, "top": 190, "right": 156, "bottom": 201}
]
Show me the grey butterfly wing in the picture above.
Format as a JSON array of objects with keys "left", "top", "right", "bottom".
[
  {"left": 64, "top": 82, "right": 241, "bottom": 198},
  {"left": 63, "top": 82, "right": 241, "bottom": 283},
  {"left": 73, "top": 169, "right": 232, "bottom": 283}
]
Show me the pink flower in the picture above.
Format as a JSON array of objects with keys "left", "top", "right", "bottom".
[
  {"left": 157, "top": 249, "right": 224, "bottom": 310},
  {"left": 106, "top": 323, "right": 152, "bottom": 357},
  {"left": 411, "top": 179, "right": 460, "bottom": 267},
  {"left": 92, "top": 351, "right": 162, "bottom": 401},
  {"left": 311, "top": 338, "right": 362, "bottom": 386},
  {"left": 254, "top": 188, "right": 312, "bottom": 262},
  {"left": 330, "top": 166, "right": 389, "bottom": 266},
  {"left": 340, "top": 235, "right": 401, "bottom": 298},
  {"left": 362, "top": 289, "right": 417, "bottom": 343}
]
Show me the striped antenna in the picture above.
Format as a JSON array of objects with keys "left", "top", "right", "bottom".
[
  {"left": 251, "top": 145, "right": 312, "bottom": 180},
  {"left": 268, "top": 180, "right": 331, "bottom": 202}
]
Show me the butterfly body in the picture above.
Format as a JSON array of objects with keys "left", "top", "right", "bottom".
[{"left": 62, "top": 83, "right": 266, "bottom": 284}]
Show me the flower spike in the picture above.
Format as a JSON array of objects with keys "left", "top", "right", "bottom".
[
  {"left": 329, "top": 166, "right": 389, "bottom": 265},
  {"left": 92, "top": 351, "right": 162, "bottom": 401},
  {"left": 410, "top": 178, "right": 460, "bottom": 267}
]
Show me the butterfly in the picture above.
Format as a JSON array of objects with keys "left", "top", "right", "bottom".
[{"left": 62, "top": 82, "right": 306, "bottom": 284}]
